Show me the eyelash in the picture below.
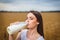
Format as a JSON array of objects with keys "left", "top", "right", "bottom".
[
  {"left": 30, "top": 18, "right": 33, "bottom": 20},
  {"left": 26, "top": 17, "right": 33, "bottom": 20}
]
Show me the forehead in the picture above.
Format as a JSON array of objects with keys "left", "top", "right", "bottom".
[{"left": 27, "top": 13, "right": 36, "bottom": 18}]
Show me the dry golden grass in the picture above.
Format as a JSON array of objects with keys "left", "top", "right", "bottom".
[{"left": 0, "top": 11, "right": 60, "bottom": 40}]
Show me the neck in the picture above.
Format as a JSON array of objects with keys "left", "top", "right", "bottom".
[
  {"left": 28, "top": 26, "right": 38, "bottom": 35},
  {"left": 27, "top": 26, "right": 41, "bottom": 39}
]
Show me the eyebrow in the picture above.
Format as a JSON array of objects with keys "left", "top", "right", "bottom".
[
  {"left": 29, "top": 16, "right": 34, "bottom": 18},
  {"left": 27, "top": 14, "right": 36, "bottom": 18}
]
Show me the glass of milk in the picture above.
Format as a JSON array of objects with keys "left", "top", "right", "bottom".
[{"left": 7, "top": 22, "right": 28, "bottom": 35}]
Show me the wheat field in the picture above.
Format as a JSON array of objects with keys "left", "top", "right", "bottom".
[{"left": 0, "top": 11, "right": 60, "bottom": 40}]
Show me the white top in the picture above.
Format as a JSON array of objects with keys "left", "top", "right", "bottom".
[{"left": 20, "top": 29, "right": 44, "bottom": 40}]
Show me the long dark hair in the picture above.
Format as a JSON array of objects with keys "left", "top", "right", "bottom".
[{"left": 29, "top": 10, "right": 44, "bottom": 37}]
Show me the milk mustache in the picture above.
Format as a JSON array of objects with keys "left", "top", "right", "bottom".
[{"left": 7, "top": 22, "right": 28, "bottom": 35}]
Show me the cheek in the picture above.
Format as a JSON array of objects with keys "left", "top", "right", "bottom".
[
  {"left": 30, "top": 21, "right": 37, "bottom": 25},
  {"left": 28, "top": 20, "right": 37, "bottom": 28}
]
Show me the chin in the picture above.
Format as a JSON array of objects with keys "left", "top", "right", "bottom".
[{"left": 27, "top": 26, "right": 31, "bottom": 29}]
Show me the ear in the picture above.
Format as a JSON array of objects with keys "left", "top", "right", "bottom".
[{"left": 37, "top": 22, "right": 39, "bottom": 25}]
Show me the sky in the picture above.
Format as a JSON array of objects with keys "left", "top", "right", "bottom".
[{"left": 0, "top": 0, "right": 60, "bottom": 11}]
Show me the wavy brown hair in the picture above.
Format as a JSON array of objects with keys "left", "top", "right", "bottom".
[{"left": 29, "top": 10, "right": 44, "bottom": 37}]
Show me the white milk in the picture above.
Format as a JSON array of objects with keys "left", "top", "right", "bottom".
[{"left": 7, "top": 22, "right": 28, "bottom": 35}]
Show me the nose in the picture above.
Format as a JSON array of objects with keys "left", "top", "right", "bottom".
[{"left": 25, "top": 19, "right": 29, "bottom": 23}]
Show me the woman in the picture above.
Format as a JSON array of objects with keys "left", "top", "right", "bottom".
[{"left": 9, "top": 11, "right": 44, "bottom": 40}]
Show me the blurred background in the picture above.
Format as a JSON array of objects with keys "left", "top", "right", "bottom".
[{"left": 0, "top": 0, "right": 60, "bottom": 40}]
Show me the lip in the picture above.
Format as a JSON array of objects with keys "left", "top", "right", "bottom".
[
  {"left": 26, "top": 23, "right": 29, "bottom": 27},
  {"left": 27, "top": 23, "right": 29, "bottom": 26}
]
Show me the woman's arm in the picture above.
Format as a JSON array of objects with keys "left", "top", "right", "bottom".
[
  {"left": 9, "top": 32, "right": 21, "bottom": 40},
  {"left": 9, "top": 34, "right": 14, "bottom": 40},
  {"left": 15, "top": 32, "right": 21, "bottom": 40},
  {"left": 9, "top": 22, "right": 21, "bottom": 40}
]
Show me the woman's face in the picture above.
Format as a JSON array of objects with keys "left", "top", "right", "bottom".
[{"left": 25, "top": 13, "right": 39, "bottom": 29}]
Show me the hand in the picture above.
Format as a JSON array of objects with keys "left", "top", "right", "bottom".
[{"left": 10, "top": 21, "right": 23, "bottom": 32}]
